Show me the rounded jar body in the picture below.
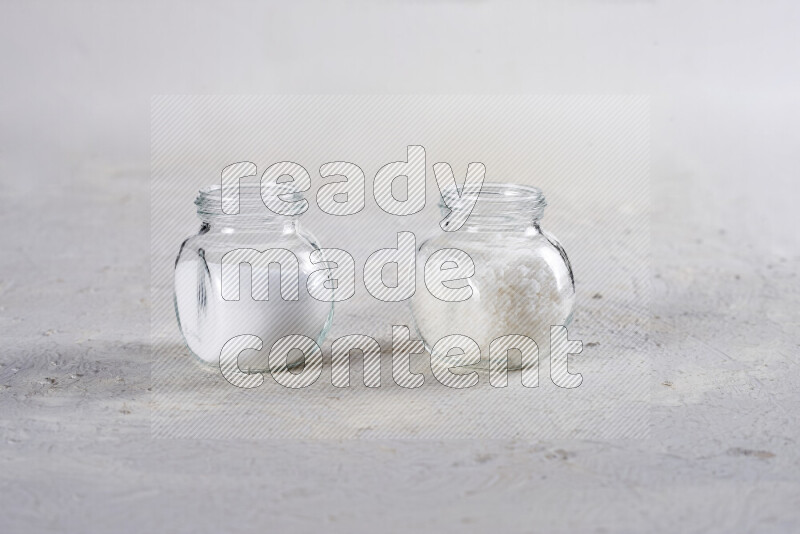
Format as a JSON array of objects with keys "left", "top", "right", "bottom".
[
  {"left": 174, "top": 185, "right": 333, "bottom": 371},
  {"left": 409, "top": 183, "right": 574, "bottom": 370}
]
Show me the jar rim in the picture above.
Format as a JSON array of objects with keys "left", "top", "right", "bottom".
[
  {"left": 439, "top": 182, "right": 547, "bottom": 221},
  {"left": 440, "top": 182, "right": 545, "bottom": 204},
  {"left": 195, "top": 182, "right": 305, "bottom": 219}
]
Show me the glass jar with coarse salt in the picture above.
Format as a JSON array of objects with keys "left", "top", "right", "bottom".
[{"left": 409, "top": 183, "right": 575, "bottom": 370}]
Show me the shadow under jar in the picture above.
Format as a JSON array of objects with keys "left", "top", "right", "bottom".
[
  {"left": 174, "top": 184, "right": 334, "bottom": 372},
  {"left": 410, "top": 183, "right": 575, "bottom": 370}
]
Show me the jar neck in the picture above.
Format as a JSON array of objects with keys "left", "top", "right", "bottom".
[
  {"left": 199, "top": 216, "right": 299, "bottom": 234},
  {"left": 458, "top": 215, "right": 541, "bottom": 233},
  {"left": 195, "top": 182, "right": 302, "bottom": 233},
  {"left": 440, "top": 182, "right": 547, "bottom": 233}
]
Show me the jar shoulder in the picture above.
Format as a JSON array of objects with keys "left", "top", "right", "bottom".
[
  {"left": 418, "top": 227, "right": 574, "bottom": 286},
  {"left": 175, "top": 228, "right": 319, "bottom": 266},
  {"left": 419, "top": 228, "right": 567, "bottom": 256}
]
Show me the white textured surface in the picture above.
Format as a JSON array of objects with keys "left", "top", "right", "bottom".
[{"left": 1, "top": 2, "right": 799, "bottom": 532}]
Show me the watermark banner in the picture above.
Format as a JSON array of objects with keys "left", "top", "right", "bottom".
[{"left": 151, "top": 95, "right": 650, "bottom": 439}]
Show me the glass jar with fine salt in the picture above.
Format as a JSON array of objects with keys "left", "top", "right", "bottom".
[
  {"left": 174, "top": 183, "right": 334, "bottom": 372},
  {"left": 409, "top": 183, "right": 575, "bottom": 370}
]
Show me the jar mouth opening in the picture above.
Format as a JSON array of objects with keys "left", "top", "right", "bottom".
[
  {"left": 439, "top": 182, "right": 547, "bottom": 220},
  {"left": 196, "top": 182, "right": 305, "bottom": 218}
]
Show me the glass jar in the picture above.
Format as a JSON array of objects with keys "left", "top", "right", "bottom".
[
  {"left": 409, "top": 183, "right": 574, "bottom": 370},
  {"left": 174, "top": 184, "right": 333, "bottom": 371}
]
